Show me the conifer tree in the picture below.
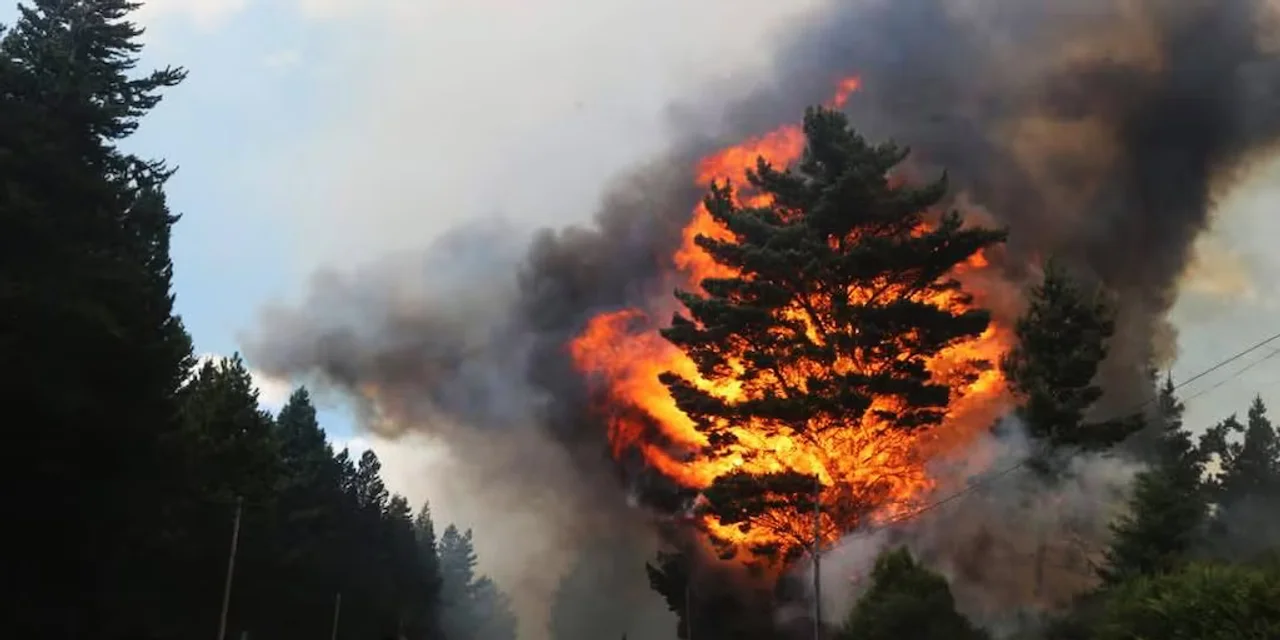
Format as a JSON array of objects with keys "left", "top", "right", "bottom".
[
  {"left": 354, "top": 449, "right": 391, "bottom": 512},
  {"left": 439, "top": 525, "right": 482, "bottom": 640},
  {"left": 839, "top": 547, "right": 987, "bottom": 640},
  {"left": 411, "top": 502, "right": 444, "bottom": 639},
  {"left": 2, "top": 4, "right": 450, "bottom": 637},
  {"left": 415, "top": 501, "right": 442, "bottom": 595},
  {"left": 173, "top": 356, "right": 283, "bottom": 635},
  {"left": 658, "top": 107, "right": 1006, "bottom": 561},
  {"left": 1207, "top": 396, "right": 1280, "bottom": 559},
  {"left": 1099, "top": 378, "right": 1207, "bottom": 585},
  {"left": 437, "top": 524, "right": 517, "bottom": 640},
  {"left": 1218, "top": 396, "right": 1280, "bottom": 504},
  {"left": 472, "top": 576, "right": 519, "bottom": 640},
  {"left": 1001, "top": 261, "right": 1142, "bottom": 474},
  {"left": 2, "top": 1, "right": 190, "bottom": 634}
]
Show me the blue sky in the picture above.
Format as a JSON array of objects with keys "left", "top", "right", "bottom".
[
  {"left": 125, "top": 1, "right": 370, "bottom": 442},
  {"left": 0, "top": 0, "right": 391, "bottom": 443}
]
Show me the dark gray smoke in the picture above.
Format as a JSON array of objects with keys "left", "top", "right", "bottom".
[
  {"left": 749, "top": 0, "right": 1280, "bottom": 405},
  {"left": 244, "top": 0, "right": 1280, "bottom": 637}
]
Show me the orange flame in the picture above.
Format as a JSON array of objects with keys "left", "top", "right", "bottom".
[{"left": 570, "top": 76, "right": 1013, "bottom": 562}]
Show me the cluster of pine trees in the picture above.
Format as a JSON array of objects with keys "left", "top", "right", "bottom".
[
  {"left": 643, "top": 105, "right": 1280, "bottom": 639},
  {"left": 2, "top": 2, "right": 515, "bottom": 639},
  {"left": 826, "top": 386, "right": 1280, "bottom": 640}
]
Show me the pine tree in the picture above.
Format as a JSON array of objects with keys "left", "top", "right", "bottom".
[
  {"left": 658, "top": 107, "right": 1006, "bottom": 561},
  {"left": 261, "top": 390, "right": 347, "bottom": 638},
  {"left": 278, "top": 389, "right": 335, "bottom": 482},
  {"left": 2, "top": 1, "right": 190, "bottom": 635},
  {"left": 173, "top": 355, "right": 283, "bottom": 637},
  {"left": 1208, "top": 396, "right": 1280, "bottom": 559},
  {"left": 1001, "top": 261, "right": 1142, "bottom": 473},
  {"left": 838, "top": 547, "right": 988, "bottom": 640},
  {"left": 1219, "top": 396, "right": 1280, "bottom": 503},
  {"left": 354, "top": 449, "right": 391, "bottom": 512},
  {"left": 273, "top": 388, "right": 342, "bottom": 574},
  {"left": 435, "top": 524, "right": 517, "bottom": 640},
  {"left": 2, "top": 4, "right": 447, "bottom": 636},
  {"left": 411, "top": 502, "right": 444, "bottom": 639},
  {"left": 415, "top": 501, "right": 442, "bottom": 596},
  {"left": 178, "top": 355, "right": 282, "bottom": 503},
  {"left": 383, "top": 496, "right": 419, "bottom": 636},
  {"left": 472, "top": 576, "right": 519, "bottom": 640},
  {"left": 439, "top": 525, "right": 481, "bottom": 640},
  {"left": 998, "top": 263, "right": 1146, "bottom": 596},
  {"left": 1099, "top": 378, "right": 1207, "bottom": 585}
]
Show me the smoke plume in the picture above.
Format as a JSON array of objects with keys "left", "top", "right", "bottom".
[
  {"left": 808, "top": 418, "right": 1140, "bottom": 636},
  {"left": 243, "top": 0, "right": 1280, "bottom": 637}
]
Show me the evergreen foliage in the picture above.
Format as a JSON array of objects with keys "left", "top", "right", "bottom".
[
  {"left": 0, "top": 3, "right": 509, "bottom": 637},
  {"left": 659, "top": 107, "right": 1006, "bottom": 561},
  {"left": 438, "top": 525, "right": 519, "bottom": 640},
  {"left": 1099, "top": 378, "right": 1208, "bottom": 586},
  {"left": 839, "top": 547, "right": 988, "bottom": 640},
  {"left": 1001, "top": 261, "right": 1143, "bottom": 473},
  {"left": 1095, "top": 562, "right": 1280, "bottom": 640}
]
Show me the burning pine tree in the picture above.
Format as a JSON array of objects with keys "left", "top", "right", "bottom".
[
  {"left": 659, "top": 107, "right": 1006, "bottom": 563},
  {"left": 572, "top": 88, "right": 1012, "bottom": 569}
]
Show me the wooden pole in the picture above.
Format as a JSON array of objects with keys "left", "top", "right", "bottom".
[
  {"left": 812, "top": 475, "right": 822, "bottom": 640},
  {"left": 330, "top": 592, "right": 342, "bottom": 640},
  {"left": 216, "top": 496, "right": 244, "bottom": 640}
]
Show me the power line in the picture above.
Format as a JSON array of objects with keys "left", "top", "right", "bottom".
[
  {"left": 880, "top": 328, "right": 1280, "bottom": 528},
  {"left": 1182, "top": 347, "right": 1280, "bottom": 404}
]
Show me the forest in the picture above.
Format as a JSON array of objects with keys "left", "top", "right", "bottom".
[
  {"left": 4, "top": 1, "right": 1279, "bottom": 640},
  {"left": 3, "top": 2, "right": 513, "bottom": 639}
]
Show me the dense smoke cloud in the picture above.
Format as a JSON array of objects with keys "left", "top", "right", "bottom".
[
  {"left": 759, "top": 0, "right": 1280, "bottom": 404},
  {"left": 810, "top": 418, "right": 1140, "bottom": 635},
  {"left": 244, "top": 0, "right": 1280, "bottom": 637}
]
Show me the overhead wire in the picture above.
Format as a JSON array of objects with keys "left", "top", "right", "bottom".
[
  {"left": 878, "top": 328, "right": 1280, "bottom": 527},
  {"left": 1182, "top": 346, "right": 1280, "bottom": 404}
]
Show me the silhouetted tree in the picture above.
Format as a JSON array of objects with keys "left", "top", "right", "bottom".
[
  {"left": 1100, "top": 378, "right": 1208, "bottom": 585},
  {"left": 838, "top": 547, "right": 987, "bottom": 640},
  {"left": 2, "top": 1, "right": 190, "bottom": 635},
  {"left": 1001, "top": 261, "right": 1142, "bottom": 474}
]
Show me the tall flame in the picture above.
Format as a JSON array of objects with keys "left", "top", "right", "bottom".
[{"left": 570, "top": 77, "right": 1013, "bottom": 560}]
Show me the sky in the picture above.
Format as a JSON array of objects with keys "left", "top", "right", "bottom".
[
  {"left": 5, "top": 0, "right": 1280, "bottom": 618},
  {"left": 0, "top": 0, "right": 831, "bottom": 451}
]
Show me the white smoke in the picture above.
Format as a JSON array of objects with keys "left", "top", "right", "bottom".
[{"left": 808, "top": 418, "right": 1142, "bottom": 637}]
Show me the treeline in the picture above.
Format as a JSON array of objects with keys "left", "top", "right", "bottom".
[
  {"left": 633, "top": 103, "right": 1280, "bottom": 638},
  {"left": 827, "top": 387, "right": 1280, "bottom": 640},
  {"left": 1, "top": 2, "right": 514, "bottom": 639},
  {"left": 829, "top": 196, "right": 1280, "bottom": 640}
]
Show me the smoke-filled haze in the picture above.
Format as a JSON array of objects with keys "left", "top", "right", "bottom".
[{"left": 243, "top": 1, "right": 1280, "bottom": 638}]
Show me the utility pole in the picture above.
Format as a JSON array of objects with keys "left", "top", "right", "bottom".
[
  {"left": 216, "top": 496, "right": 244, "bottom": 640},
  {"left": 330, "top": 592, "right": 342, "bottom": 640},
  {"left": 812, "top": 474, "right": 822, "bottom": 640}
]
